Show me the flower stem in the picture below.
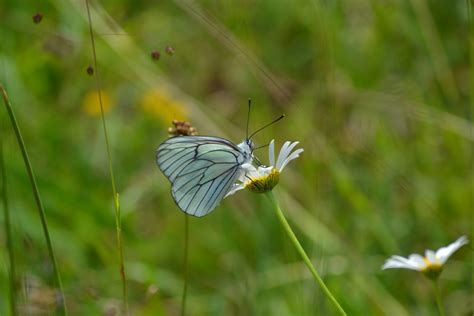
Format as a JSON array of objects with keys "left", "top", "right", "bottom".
[
  {"left": 0, "top": 119, "right": 17, "bottom": 315},
  {"left": 0, "top": 85, "right": 67, "bottom": 315},
  {"left": 265, "top": 191, "right": 346, "bottom": 316},
  {"left": 84, "top": 1, "right": 129, "bottom": 313},
  {"left": 181, "top": 215, "right": 189, "bottom": 316},
  {"left": 433, "top": 280, "right": 446, "bottom": 316}
]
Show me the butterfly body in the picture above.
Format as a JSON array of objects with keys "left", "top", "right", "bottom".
[{"left": 156, "top": 136, "right": 253, "bottom": 217}]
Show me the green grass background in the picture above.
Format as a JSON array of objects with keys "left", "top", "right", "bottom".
[{"left": 0, "top": 0, "right": 472, "bottom": 315}]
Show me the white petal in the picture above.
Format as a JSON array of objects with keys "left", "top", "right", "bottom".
[
  {"left": 279, "top": 148, "right": 304, "bottom": 171},
  {"left": 235, "top": 163, "right": 255, "bottom": 182},
  {"left": 283, "top": 141, "right": 299, "bottom": 162},
  {"left": 382, "top": 255, "right": 422, "bottom": 270},
  {"left": 268, "top": 140, "right": 275, "bottom": 166},
  {"left": 242, "top": 162, "right": 257, "bottom": 173},
  {"left": 275, "top": 141, "right": 290, "bottom": 169},
  {"left": 435, "top": 236, "right": 469, "bottom": 264},
  {"left": 225, "top": 183, "right": 245, "bottom": 197},
  {"left": 247, "top": 166, "right": 261, "bottom": 178},
  {"left": 407, "top": 254, "right": 427, "bottom": 270},
  {"left": 286, "top": 141, "right": 300, "bottom": 155},
  {"left": 241, "top": 162, "right": 254, "bottom": 170},
  {"left": 257, "top": 166, "right": 274, "bottom": 176},
  {"left": 276, "top": 141, "right": 296, "bottom": 169},
  {"left": 424, "top": 250, "right": 438, "bottom": 264},
  {"left": 382, "top": 255, "right": 419, "bottom": 270}
]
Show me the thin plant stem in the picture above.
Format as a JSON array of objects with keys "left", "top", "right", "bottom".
[
  {"left": 0, "top": 85, "right": 67, "bottom": 315},
  {"left": 433, "top": 280, "right": 446, "bottom": 316},
  {"left": 265, "top": 191, "right": 346, "bottom": 316},
  {"left": 181, "top": 215, "right": 189, "bottom": 316},
  {"left": 84, "top": 1, "right": 129, "bottom": 313},
  {"left": 114, "top": 193, "right": 127, "bottom": 310},
  {"left": 0, "top": 120, "right": 17, "bottom": 315}
]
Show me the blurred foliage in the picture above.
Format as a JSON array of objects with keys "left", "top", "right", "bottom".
[{"left": 0, "top": 0, "right": 472, "bottom": 315}]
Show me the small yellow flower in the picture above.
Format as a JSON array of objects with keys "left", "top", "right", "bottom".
[
  {"left": 382, "top": 236, "right": 469, "bottom": 280},
  {"left": 226, "top": 140, "right": 303, "bottom": 196},
  {"left": 140, "top": 89, "right": 187, "bottom": 124},
  {"left": 82, "top": 90, "right": 113, "bottom": 116}
]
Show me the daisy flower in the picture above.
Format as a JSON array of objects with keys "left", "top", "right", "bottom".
[
  {"left": 382, "top": 236, "right": 469, "bottom": 279},
  {"left": 226, "top": 139, "right": 303, "bottom": 196}
]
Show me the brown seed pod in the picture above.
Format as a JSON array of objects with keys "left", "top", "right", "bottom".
[
  {"left": 165, "top": 46, "right": 175, "bottom": 56},
  {"left": 86, "top": 65, "right": 94, "bottom": 76},
  {"left": 32, "top": 12, "right": 43, "bottom": 24},
  {"left": 168, "top": 120, "right": 197, "bottom": 137},
  {"left": 151, "top": 50, "right": 161, "bottom": 60}
]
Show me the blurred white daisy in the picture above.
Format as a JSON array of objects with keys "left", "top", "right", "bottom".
[
  {"left": 382, "top": 236, "right": 469, "bottom": 279},
  {"left": 226, "top": 139, "right": 303, "bottom": 196}
]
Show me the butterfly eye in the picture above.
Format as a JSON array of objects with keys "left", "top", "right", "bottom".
[{"left": 246, "top": 139, "right": 254, "bottom": 150}]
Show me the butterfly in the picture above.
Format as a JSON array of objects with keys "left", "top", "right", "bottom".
[
  {"left": 156, "top": 102, "right": 284, "bottom": 217},
  {"left": 156, "top": 136, "right": 254, "bottom": 217}
]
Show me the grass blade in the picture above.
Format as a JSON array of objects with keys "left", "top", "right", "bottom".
[
  {"left": 1, "top": 114, "right": 17, "bottom": 315},
  {"left": 0, "top": 85, "right": 67, "bottom": 315},
  {"left": 84, "top": 1, "right": 129, "bottom": 313}
]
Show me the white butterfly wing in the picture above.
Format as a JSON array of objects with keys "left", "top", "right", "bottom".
[{"left": 157, "top": 136, "right": 247, "bottom": 217}]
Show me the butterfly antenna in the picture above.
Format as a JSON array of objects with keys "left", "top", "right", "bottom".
[
  {"left": 248, "top": 114, "right": 285, "bottom": 139},
  {"left": 253, "top": 155, "right": 263, "bottom": 166},
  {"left": 253, "top": 143, "right": 270, "bottom": 151},
  {"left": 246, "top": 98, "right": 251, "bottom": 140}
]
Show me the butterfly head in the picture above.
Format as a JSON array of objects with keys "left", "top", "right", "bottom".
[
  {"left": 246, "top": 138, "right": 254, "bottom": 151},
  {"left": 238, "top": 139, "right": 254, "bottom": 158}
]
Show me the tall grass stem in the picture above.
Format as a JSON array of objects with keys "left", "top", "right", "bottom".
[
  {"left": 181, "top": 215, "right": 189, "bottom": 316},
  {"left": 265, "top": 191, "right": 346, "bottom": 316},
  {"left": 0, "top": 85, "right": 67, "bottom": 315},
  {"left": 84, "top": 1, "right": 129, "bottom": 313},
  {"left": 0, "top": 116, "right": 17, "bottom": 315}
]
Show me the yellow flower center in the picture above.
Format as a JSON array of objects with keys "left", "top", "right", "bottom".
[
  {"left": 245, "top": 168, "right": 280, "bottom": 193},
  {"left": 421, "top": 257, "right": 443, "bottom": 280}
]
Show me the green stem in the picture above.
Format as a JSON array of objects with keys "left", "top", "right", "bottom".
[
  {"left": 433, "top": 280, "right": 446, "bottom": 316},
  {"left": 0, "top": 86, "right": 67, "bottom": 315},
  {"left": 84, "top": 1, "right": 129, "bottom": 313},
  {"left": 0, "top": 118, "right": 17, "bottom": 315},
  {"left": 265, "top": 191, "right": 346, "bottom": 316},
  {"left": 181, "top": 215, "right": 189, "bottom": 316},
  {"left": 114, "top": 193, "right": 128, "bottom": 313}
]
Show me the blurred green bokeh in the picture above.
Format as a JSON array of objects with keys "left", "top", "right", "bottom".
[{"left": 0, "top": 0, "right": 472, "bottom": 315}]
